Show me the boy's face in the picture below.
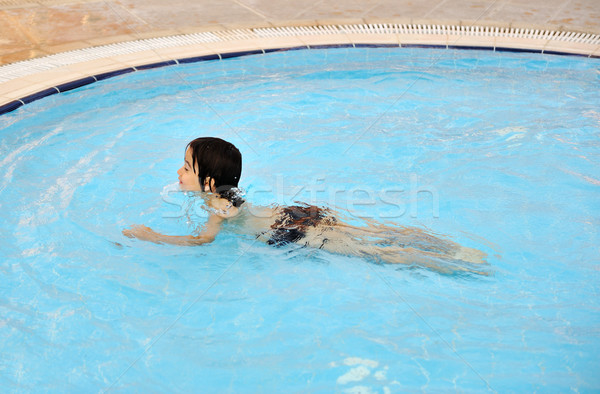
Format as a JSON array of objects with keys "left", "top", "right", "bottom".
[{"left": 177, "top": 148, "right": 202, "bottom": 191}]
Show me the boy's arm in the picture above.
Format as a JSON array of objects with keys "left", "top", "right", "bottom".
[{"left": 123, "top": 213, "right": 224, "bottom": 246}]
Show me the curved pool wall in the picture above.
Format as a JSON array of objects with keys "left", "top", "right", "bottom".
[
  {"left": 1, "top": 22, "right": 599, "bottom": 116},
  {"left": 1, "top": 45, "right": 599, "bottom": 391}
]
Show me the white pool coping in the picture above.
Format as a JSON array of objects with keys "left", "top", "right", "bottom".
[{"left": 1, "top": 23, "right": 599, "bottom": 113}]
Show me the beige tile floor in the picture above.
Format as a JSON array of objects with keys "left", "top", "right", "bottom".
[
  {"left": 1, "top": 0, "right": 599, "bottom": 109},
  {"left": 1, "top": 0, "right": 599, "bottom": 66}
]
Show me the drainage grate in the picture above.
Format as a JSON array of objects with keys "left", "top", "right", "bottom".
[{"left": 0, "top": 23, "right": 598, "bottom": 83}]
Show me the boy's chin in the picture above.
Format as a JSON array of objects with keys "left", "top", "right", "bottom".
[{"left": 179, "top": 184, "right": 204, "bottom": 193}]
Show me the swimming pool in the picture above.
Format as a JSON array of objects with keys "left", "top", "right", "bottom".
[{"left": 0, "top": 47, "right": 598, "bottom": 391}]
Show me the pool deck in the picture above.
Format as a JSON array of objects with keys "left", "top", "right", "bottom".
[{"left": 0, "top": 0, "right": 599, "bottom": 110}]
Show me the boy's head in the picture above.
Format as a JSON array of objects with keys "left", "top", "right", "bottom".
[{"left": 178, "top": 137, "right": 243, "bottom": 206}]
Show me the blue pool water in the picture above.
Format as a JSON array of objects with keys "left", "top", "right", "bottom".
[{"left": 0, "top": 47, "right": 599, "bottom": 392}]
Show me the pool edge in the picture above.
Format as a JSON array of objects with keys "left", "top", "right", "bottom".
[{"left": 1, "top": 23, "right": 599, "bottom": 115}]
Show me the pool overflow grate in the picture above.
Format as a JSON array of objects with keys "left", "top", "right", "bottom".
[
  {"left": 1, "top": 23, "right": 599, "bottom": 115},
  {"left": 1, "top": 23, "right": 598, "bottom": 84}
]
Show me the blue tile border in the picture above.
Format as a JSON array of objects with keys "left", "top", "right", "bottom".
[
  {"left": 401, "top": 44, "right": 447, "bottom": 50},
  {"left": 0, "top": 100, "right": 23, "bottom": 115},
  {"left": 354, "top": 43, "right": 400, "bottom": 48},
  {"left": 95, "top": 68, "right": 136, "bottom": 81},
  {"left": 56, "top": 76, "right": 97, "bottom": 93},
  {"left": 263, "top": 46, "right": 309, "bottom": 53},
  {"left": 135, "top": 60, "right": 177, "bottom": 70},
  {"left": 447, "top": 45, "right": 496, "bottom": 51},
  {"left": 542, "top": 50, "right": 591, "bottom": 58},
  {"left": 21, "top": 87, "right": 59, "bottom": 104},
  {"left": 494, "top": 46, "right": 542, "bottom": 54},
  {"left": 309, "top": 44, "right": 355, "bottom": 50},
  {"left": 178, "top": 54, "right": 221, "bottom": 63},
  {"left": 1, "top": 44, "right": 597, "bottom": 117},
  {"left": 220, "top": 49, "right": 264, "bottom": 59}
]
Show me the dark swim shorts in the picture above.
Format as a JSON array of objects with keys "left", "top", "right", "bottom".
[{"left": 267, "top": 205, "right": 335, "bottom": 246}]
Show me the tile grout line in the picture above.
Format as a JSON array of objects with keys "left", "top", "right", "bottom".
[{"left": 229, "top": 0, "right": 269, "bottom": 20}]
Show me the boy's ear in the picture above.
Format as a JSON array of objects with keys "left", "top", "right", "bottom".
[{"left": 204, "top": 177, "right": 216, "bottom": 193}]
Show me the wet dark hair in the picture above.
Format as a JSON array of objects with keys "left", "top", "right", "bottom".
[{"left": 187, "top": 137, "right": 244, "bottom": 207}]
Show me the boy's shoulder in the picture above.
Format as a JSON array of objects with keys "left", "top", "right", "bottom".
[{"left": 210, "top": 196, "right": 239, "bottom": 219}]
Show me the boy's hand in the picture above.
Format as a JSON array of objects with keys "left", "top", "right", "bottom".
[{"left": 122, "top": 225, "right": 160, "bottom": 242}]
